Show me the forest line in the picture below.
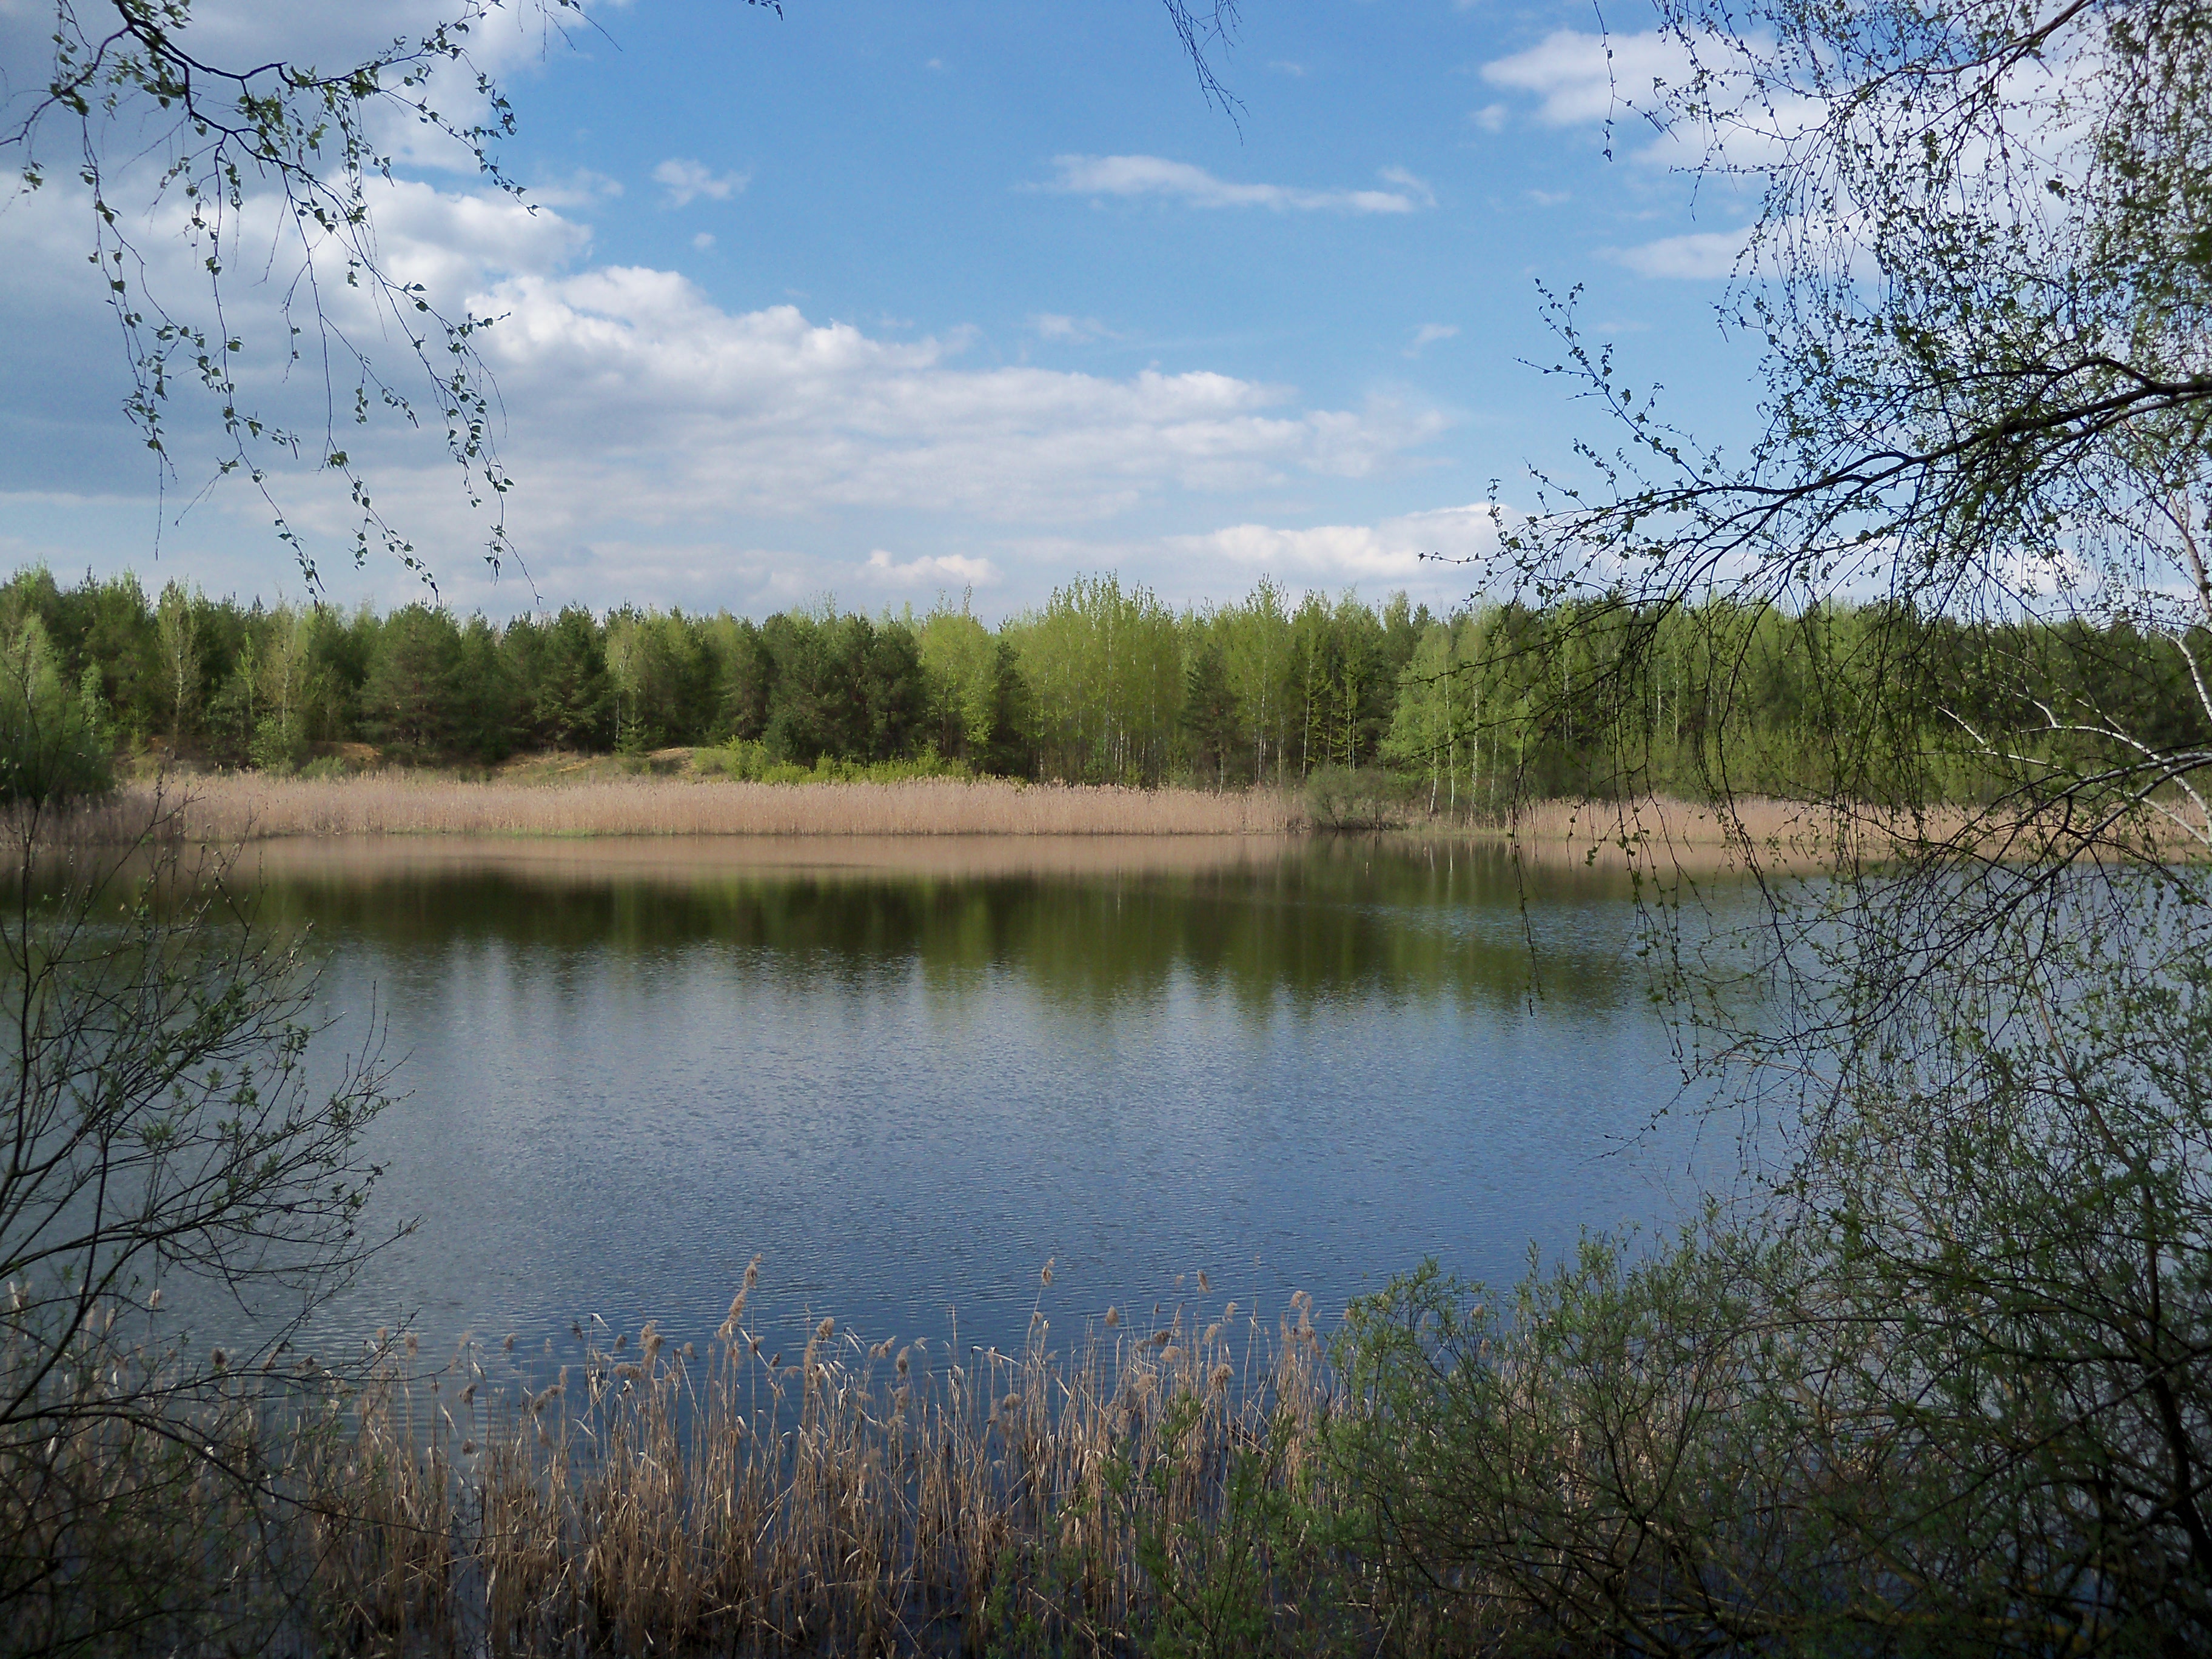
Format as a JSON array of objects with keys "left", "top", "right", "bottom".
[{"left": 2, "top": 563, "right": 2201, "bottom": 808}]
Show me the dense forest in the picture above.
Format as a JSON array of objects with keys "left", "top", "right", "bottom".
[{"left": 1, "top": 563, "right": 2203, "bottom": 805}]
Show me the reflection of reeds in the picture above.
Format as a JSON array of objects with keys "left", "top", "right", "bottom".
[
  {"left": 5, "top": 1295, "right": 1334, "bottom": 1655},
  {"left": 92, "top": 776, "right": 1305, "bottom": 841}
]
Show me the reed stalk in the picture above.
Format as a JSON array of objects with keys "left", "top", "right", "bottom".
[{"left": 4, "top": 1292, "right": 1342, "bottom": 1658}]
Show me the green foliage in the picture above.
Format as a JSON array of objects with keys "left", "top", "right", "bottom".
[
  {"left": 1330, "top": 876, "right": 2212, "bottom": 1652},
  {"left": 1117, "top": 1398, "right": 1356, "bottom": 1659},
  {"left": 1, "top": 809, "right": 400, "bottom": 1655},
  {"left": 0, "top": 616, "right": 112, "bottom": 805},
  {"left": 13, "top": 561, "right": 2201, "bottom": 804}
]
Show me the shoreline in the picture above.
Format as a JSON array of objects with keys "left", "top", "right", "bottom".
[
  {"left": 27, "top": 772, "right": 1996, "bottom": 872},
  {"left": 27, "top": 774, "right": 1888, "bottom": 883}
]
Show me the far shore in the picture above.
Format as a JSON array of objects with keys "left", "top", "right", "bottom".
[{"left": 13, "top": 767, "right": 1893, "bottom": 876}]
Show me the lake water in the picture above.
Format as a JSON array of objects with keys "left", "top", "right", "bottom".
[{"left": 221, "top": 834, "right": 1729, "bottom": 1366}]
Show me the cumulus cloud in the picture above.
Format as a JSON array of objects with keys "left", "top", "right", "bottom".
[
  {"left": 1044, "top": 156, "right": 1435, "bottom": 215},
  {"left": 0, "top": 161, "right": 1456, "bottom": 611},
  {"left": 862, "top": 549, "right": 998, "bottom": 588},
  {"left": 1171, "top": 503, "right": 1502, "bottom": 586},
  {"left": 1480, "top": 30, "right": 1695, "bottom": 127},
  {"left": 1607, "top": 228, "right": 1746, "bottom": 278},
  {"left": 463, "top": 269, "right": 1446, "bottom": 526},
  {"left": 1479, "top": 28, "right": 1827, "bottom": 170},
  {"left": 654, "top": 159, "right": 749, "bottom": 207}
]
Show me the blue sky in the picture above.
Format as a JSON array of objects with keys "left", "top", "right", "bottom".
[{"left": 0, "top": 0, "right": 1766, "bottom": 619}]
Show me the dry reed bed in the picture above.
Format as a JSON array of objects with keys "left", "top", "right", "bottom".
[
  {"left": 1478, "top": 793, "right": 2201, "bottom": 871},
  {"left": 106, "top": 776, "right": 1305, "bottom": 840},
  {"left": 7, "top": 1278, "right": 1337, "bottom": 1657},
  {"left": 298, "top": 1282, "right": 1332, "bottom": 1657}
]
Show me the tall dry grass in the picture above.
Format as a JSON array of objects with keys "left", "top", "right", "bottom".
[
  {"left": 6, "top": 1276, "right": 1340, "bottom": 1657},
  {"left": 293, "top": 1281, "right": 1334, "bottom": 1657},
  {"left": 102, "top": 775, "right": 1304, "bottom": 841}
]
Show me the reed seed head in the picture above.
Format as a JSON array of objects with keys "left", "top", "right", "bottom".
[
  {"left": 1041, "top": 1258, "right": 1054, "bottom": 1287},
  {"left": 613, "top": 1332, "right": 628, "bottom": 1352},
  {"left": 1198, "top": 1271, "right": 1210, "bottom": 1293},
  {"left": 405, "top": 1332, "right": 420, "bottom": 1356},
  {"left": 503, "top": 1333, "right": 517, "bottom": 1352},
  {"left": 146, "top": 1288, "right": 161, "bottom": 1311},
  {"left": 815, "top": 1316, "right": 834, "bottom": 1342},
  {"left": 744, "top": 1254, "right": 762, "bottom": 1289},
  {"left": 1104, "top": 1306, "right": 1120, "bottom": 1327},
  {"left": 896, "top": 1346, "right": 911, "bottom": 1375},
  {"left": 683, "top": 1341, "right": 696, "bottom": 1359}
]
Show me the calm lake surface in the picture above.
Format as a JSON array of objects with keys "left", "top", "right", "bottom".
[{"left": 226, "top": 834, "right": 1734, "bottom": 1366}]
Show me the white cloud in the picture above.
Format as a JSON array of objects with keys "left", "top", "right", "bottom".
[
  {"left": 0, "top": 167, "right": 1455, "bottom": 611},
  {"left": 1171, "top": 503, "right": 1502, "bottom": 586},
  {"left": 1607, "top": 229, "right": 1746, "bottom": 278},
  {"left": 862, "top": 549, "right": 998, "bottom": 588},
  {"left": 1029, "top": 313, "right": 1117, "bottom": 343},
  {"left": 1469, "top": 102, "right": 1509, "bottom": 133},
  {"left": 1043, "top": 156, "right": 1435, "bottom": 215},
  {"left": 458, "top": 269, "right": 1446, "bottom": 526},
  {"left": 692, "top": 232, "right": 716, "bottom": 250},
  {"left": 1480, "top": 30, "right": 1695, "bottom": 127},
  {"left": 1268, "top": 60, "right": 1307, "bottom": 76},
  {"left": 528, "top": 169, "right": 625, "bottom": 209},
  {"left": 654, "top": 158, "right": 749, "bottom": 207},
  {"left": 1478, "top": 28, "right": 1826, "bottom": 170},
  {"left": 1404, "top": 323, "right": 1459, "bottom": 358}
]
